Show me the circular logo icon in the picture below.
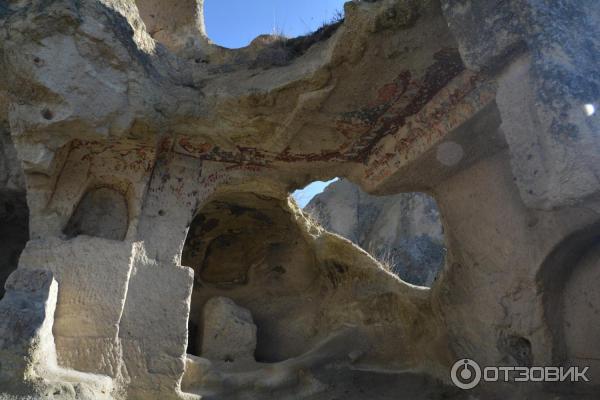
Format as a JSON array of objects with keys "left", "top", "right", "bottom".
[{"left": 451, "top": 359, "right": 482, "bottom": 390}]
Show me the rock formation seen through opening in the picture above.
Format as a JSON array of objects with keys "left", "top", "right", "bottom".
[{"left": 304, "top": 178, "right": 445, "bottom": 286}]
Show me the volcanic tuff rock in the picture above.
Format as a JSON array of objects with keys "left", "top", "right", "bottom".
[
  {"left": 0, "top": 0, "right": 599, "bottom": 399},
  {"left": 200, "top": 297, "right": 258, "bottom": 363},
  {"left": 305, "top": 179, "right": 445, "bottom": 286}
]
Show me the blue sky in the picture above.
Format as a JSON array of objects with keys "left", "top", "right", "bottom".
[
  {"left": 204, "top": 0, "right": 347, "bottom": 48},
  {"left": 292, "top": 178, "right": 338, "bottom": 208}
]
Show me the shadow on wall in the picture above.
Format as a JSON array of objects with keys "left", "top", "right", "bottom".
[
  {"left": 63, "top": 187, "right": 128, "bottom": 241},
  {"left": 181, "top": 192, "right": 324, "bottom": 363},
  {"left": 0, "top": 190, "right": 29, "bottom": 299},
  {"left": 303, "top": 178, "right": 446, "bottom": 287},
  {"left": 538, "top": 222, "right": 600, "bottom": 384}
]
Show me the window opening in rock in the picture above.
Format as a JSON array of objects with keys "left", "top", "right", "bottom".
[
  {"left": 292, "top": 178, "right": 338, "bottom": 208},
  {"left": 303, "top": 178, "right": 446, "bottom": 287}
]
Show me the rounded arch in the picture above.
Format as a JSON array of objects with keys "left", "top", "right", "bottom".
[
  {"left": 537, "top": 221, "right": 600, "bottom": 372},
  {"left": 63, "top": 186, "right": 129, "bottom": 241},
  {"left": 182, "top": 189, "right": 321, "bottom": 361}
]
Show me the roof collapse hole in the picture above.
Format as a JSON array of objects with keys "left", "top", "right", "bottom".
[
  {"left": 182, "top": 192, "right": 321, "bottom": 363},
  {"left": 0, "top": 190, "right": 29, "bottom": 300},
  {"left": 63, "top": 187, "right": 128, "bottom": 241},
  {"left": 203, "top": 0, "right": 345, "bottom": 49},
  {"left": 300, "top": 178, "right": 446, "bottom": 287}
]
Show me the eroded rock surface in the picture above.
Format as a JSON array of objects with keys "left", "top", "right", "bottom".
[
  {"left": 200, "top": 297, "right": 257, "bottom": 363},
  {"left": 0, "top": 0, "right": 599, "bottom": 399}
]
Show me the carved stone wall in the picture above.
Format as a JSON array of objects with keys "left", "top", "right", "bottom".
[{"left": 0, "top": 1, "right": 598, "bottom": 399}]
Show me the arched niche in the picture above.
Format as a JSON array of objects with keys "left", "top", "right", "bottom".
[
  {"left": 181, "top": 191, "right": 320, "bottom": 362},
  {"left": 538, "top": 222, "right": 600, "bottom": 384},
  {"left": 63, "top": 187, "right": 128, "bottom": 241}
]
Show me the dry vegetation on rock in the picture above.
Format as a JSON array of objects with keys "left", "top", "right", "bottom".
[{"left": 0, "top": 0, "right": 599, "bottom": 399}]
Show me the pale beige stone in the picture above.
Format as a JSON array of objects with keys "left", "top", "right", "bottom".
[
  {"left": 200, "top": 297, "right": 257, "bottom": 363},
  {"left": 0, "top": 0, "right": 599, "bottom": 399}
]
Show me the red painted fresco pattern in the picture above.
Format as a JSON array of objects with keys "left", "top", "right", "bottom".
[
  {"left": 364, "top": 73, "right": 497, "bottom": 183},
  {"left": 71, "top": 139, "right": 156, "bottom": 173},
  {"left": 66, "top": 48, "right": 495, "bottom": 195},
  {"left": 169, "top": 48, "right": 492, "bottom": 171}
]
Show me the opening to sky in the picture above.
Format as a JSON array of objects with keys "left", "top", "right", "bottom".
[
  {"left": 204, "top": 0, "right": 346, "bottom": 49},
  {"left": 292, "top": 178, "right": 338, "bottom": 208}
]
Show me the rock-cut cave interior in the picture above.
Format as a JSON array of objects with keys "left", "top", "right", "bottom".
[{"left": 0, "top": 0, "right": 599, "bottom": 400}]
